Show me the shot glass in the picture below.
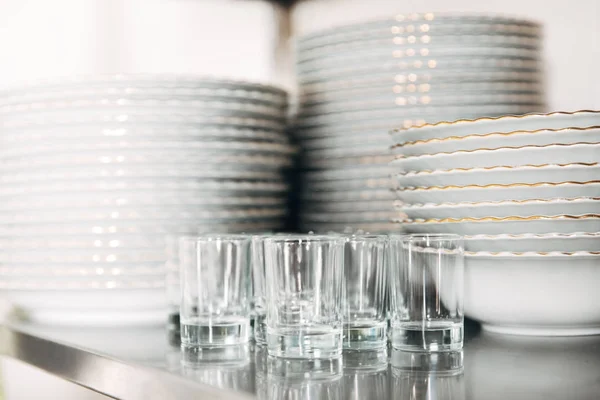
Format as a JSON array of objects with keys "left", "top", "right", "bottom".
[
  {"left": 343, "top": 235, "right": 388, "bottom": 349},
  {"left": 166, "top": 234, "right": 190, "bottom": 332},
  {"left": 180, "top": 234, "right": 251, "bottom": 347},
  {"left": 389, "top": 234, "right": 464, "bottom": 352},
  {"left": 264, "top": 235, "right": 345, "bottom": 359}
]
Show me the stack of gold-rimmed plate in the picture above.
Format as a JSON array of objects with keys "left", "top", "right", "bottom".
[
  {"left": 0, "top": 75, "right": 294, "bottom": 326},
  {"left": 391, "top": 110, "right": 600, "bottom": 336},
  {"left": 294, "top": 12, "right": 546, "bottom": 233}
]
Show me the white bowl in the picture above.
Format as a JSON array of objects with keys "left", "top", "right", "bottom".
[
  {"left": 464, "top": 252, "right": 600, "bottom": 335},
  {"left": 395, "top": 181, "right": 600, "bottom": 203},
  {"left": 390, "top": 143, "right": 600, "bottom": 172},
  {"left": 393, "top": 126, "right": 600, "bottom": 157},
  {"left": 464, "top": 232, "right": 600, "bottom": 252},
  {"left": 390, "top": 110, "right": 600, "bottom": 144},
  {"left": 400, "top": 214, "right": 600, "bottom": 235},
  {"left": 394, "top": 162, "right": 600, "bottom": 188},
  {"left": 397, "top": 197, "right": 600, "bottom": 220}
]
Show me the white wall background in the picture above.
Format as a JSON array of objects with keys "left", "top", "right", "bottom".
[{"left": 291, "top": 0, "right": 600, "bottom": 111}]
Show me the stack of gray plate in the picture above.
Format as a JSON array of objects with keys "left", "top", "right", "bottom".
[
  {"left": 294, "top": 12, "right": 546, "bottom": 233},
  {"left": 0, "top": 75, "right": 293, "bottom": 326}
]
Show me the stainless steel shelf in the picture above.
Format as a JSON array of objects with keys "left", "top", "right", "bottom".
[{"left": 1, "top": 320, "right": 599, "bottom": 400}]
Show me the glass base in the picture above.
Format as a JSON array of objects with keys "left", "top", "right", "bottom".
[
  {"left": 181, "top": 317, "right": 250, "bottom": 347},
  {"left": 343, "top": 322, "right": 387, "bottom": 350},
  {"left": 391, "top": 321, "right": 463, "bottom": 352},
  {"left": 267, "top": 328, "right": 343, "bottom": 359}
]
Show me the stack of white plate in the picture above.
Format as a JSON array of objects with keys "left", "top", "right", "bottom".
[
  {"left": 0, "top": 75, "right": 294, "bottom": 326},
  {"left": 391, "top": 110, "right": 600, "bottom": 336},
  {"left": 294, "top": 13, "right": 546, "bottom": 233}
]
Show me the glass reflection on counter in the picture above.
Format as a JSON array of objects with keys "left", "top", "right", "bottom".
[
  {"left": 391, "top": 350, "right": 465, "bottom": 400},
  {"left": 343, "top": 349, "right": 389, "bottom": 400}
]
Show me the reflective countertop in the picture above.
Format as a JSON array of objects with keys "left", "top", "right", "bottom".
[{"left": 2, "top": 319, "right": 600, "bottom": 400}]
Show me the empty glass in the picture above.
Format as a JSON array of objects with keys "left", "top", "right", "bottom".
[
  {"left": 264, "top": 235, "right": 346, "bottom": 358},
  {"left": 180, "top": 235, "right": 251, "bottom": 347},
  {"left": 343, "top": 235, "right": 388, "bottom": 349},
  {"left": 389, "top": 234, "right": 464, "bottom": 352}
]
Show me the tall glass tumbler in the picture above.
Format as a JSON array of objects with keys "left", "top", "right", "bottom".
[
  {"left": 343, "top": 235, "right": 388, "bottom": 350},
  {"left": 180, "top": 235, "right": 251, "bottom": 347},
  {"left": 389, "top": 234, "right": 464, "bottom": 352},
  {"left": 264, "top": 235, "right": 345, "bottom": 358}
]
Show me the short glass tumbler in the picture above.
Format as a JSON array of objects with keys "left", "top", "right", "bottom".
[
  {"left": 180, "top": 235, "right": 251, "bottom": 347},
  {"left": 251, "top": 234, "right": 268, "bottom": 346},
  {"left": 343, "top": 235, "right": 388, "bottom": 349},
  {"left": 264, "top": 235, "right": 345, "bottom": 358},
  {"left": 389, "top": 234, "right": 464, "bottom": 352}
]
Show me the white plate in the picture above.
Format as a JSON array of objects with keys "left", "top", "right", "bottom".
[
  {"left": 393, "top": 126, "right": 600, "bottom": 157},
  {"left": 0, "top": 235, "right": 168, "bottom": 250},
  {"left": 303, "top": 165, "right": 394, "bottom": 181},
  {"left": 304, "top": 154, "right": 394, "bottom": 169},
  {"left": 391, "top": 143, "right": 600, "bottom": 172},
  {"left": 300, "top": 71, "right": 543, "bottom": 95},
  {"left": 0, "top": 140, "right": 296, "bottom": 159},
  {"left": 301, "top": 132, "right": 394, "bottom": 150},
  {"left": 395, "top": 181, "right": 600, "bottom": 204},
  {"left": 304, "top": 189, "right": 396, "bottom": 202},
  {"left": 303, "top": 200, "right": 396, "bottom": 213},
  {"left": 0, "top": 262, "right": 165, "bottom": 275},
  {"left": 0, "top": 179, "right": 289, "bottom": 197},
  {"left": 303, "top": 145, "right": 390, "bottom": 161},
  {"left": 301, "top": 211, "right": 398, "bottom": 223},
  {"left": 397, "top": 197, "right": 600, "bottom": 220},
  {"left": 304, "top": 177, "right": 393, "bottom": 192},
  {"left": 299, "top": 93, "right": 544, "bottom": 117},
  {"left": 0, "top": 207, "right": 287, "bottom": 224},
  {"left": 464, "top": 232, "right": 600, "bottom": 253},
  {"left": 400, "top": 214, "right": 600, "bottom": 235},
  {"left": 295, "top": 104, "right": 544, "bottom": 129},
  {"left": 0, "top": 193, "right": 287, "bottom": 211},
  {"left": 299, "top": 221, "right": 403, "bottom": 234},
  {"left": 390, "top": 110, "right": 600, "bottom": 144},
  {"left": 394, "top": 162, "right": 600, "bottom": 188},
  {"left": 298, "top": 47, "right": 541, "bottom": 73},
  {"left": 0, "top": 219, "right": 284, "bottom": 236},
  {"left": 464, "top": 252, "right": 600, "bottom": 335},
  {"left": 2, "top": 124, "right": 289, "bottom": 144},
  {"left": 1, "top": 153, "right": 293, "bottom": 171},
  {"left": 298, "top": 58, "right": 542, "bottom": 83}
]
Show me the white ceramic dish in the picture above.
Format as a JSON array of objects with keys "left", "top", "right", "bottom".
[
  {"left": 303, "top": 200, "right": 395, "bottom": 213},
  {"left": 394, "top": 162, "right": 600, "bottom": 188},
  {"left": 299, "top": 221, "right": 403, "bottom": 234},
  {"left": 0, "top": 164, "right": 285, "bottom": 184},
  {"left": 396, "top": 197, "right": 600, "bottom": 220},
  {"left": 464, "top": 232, "right": 600, "bottom": 253},
  {"left": 1, "top": 153, "right": 293, "bottom": 171},
  {"left": 0, "top": 245, "right": 166, "bottom": 263},
  {"left": 399, "top": 214, "right": 600, "bottom": 235},
  {"left": 304, "top": 165, "right": 394, "bottom": 181},
  {"left": 0, "top": 235, "right": 168, "bottom": 250},
  {"left": 299, "top": 93, "right": 544, "bottom": 117},
  {"left": 395, "top": 181, "right": 600, "bottom": 204},
  {"left": 303, "top": 143, "right": 387, "bottom": 160},
  {"left": 300, "top": 70, "right": 543, "bottom": 95},
  {"left": 393, "top": 126, "right": 600, "bottom": 157},
  {"left": 464, "top": 252, "right": 600, "bottom": 335},
  {"left": 0, "top": 207, "right": 287, "bottom": 224},
  {"left": 300, "top": 132, "right": 392, "bottom": 150},
  {"left": 296, "top": 104, "right": 543, "bottom": 129},
  {"left": 0, "top": 179, "right": 289, "bottom": 197},
  {"left": 301, "top": 211, "right": 398, "bottom": 223},
  {"left": 305, "top": 154, "right": 394, "bottom": 169},
  {"left": 0, "top": 263, "right": 165, "bottom": 276},
  {"left": 0, "top": 219, "right": 284, "bottom": 236},
  {"left": 390, "top": 110, "right": 600, "bottom": 144},
  {"left": 391, "top": 143, "right": 600, "bottom": 172},
  {"left": 303, "top": 188, "right": 396, "bottom": 202},
  {"left": 303, "top": 177, "right": 393, "bottom": 192}
]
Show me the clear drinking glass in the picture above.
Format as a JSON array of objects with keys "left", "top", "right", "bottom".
[
  {"left": 389, "top": 234, "right": 464, "bottom": 352},
  {"left": 179, "top": 234, "right": 251, "bottom": 347},
  {"left": 264, "top": 235, "right": 346, "bottom": 358},
  {"left": 343, "top": 235, "right": 388, "bottom": 349}
]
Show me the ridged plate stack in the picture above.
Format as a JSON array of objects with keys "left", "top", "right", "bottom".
[
  {"left": 0, "top": 75, "right": 294, "bottom": 326},
  {"left": 294, "top": 12, "right": 546, "bottom": 233},
  {"left": 391, "top": 110, "right": 600, "bottom": 336}
]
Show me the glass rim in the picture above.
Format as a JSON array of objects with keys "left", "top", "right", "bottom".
[
  {"left": 263, "top": 234, "right": 347, "bottom": 244},
  {"left": 180, "top": 234, "right": 251, "bottom": 244},
  {"left": 345, "top": 233, "right": 389, "bottom": 242}
]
